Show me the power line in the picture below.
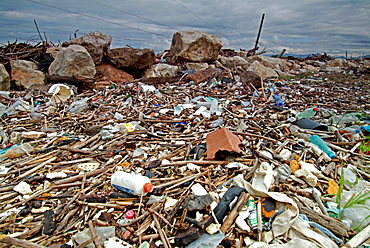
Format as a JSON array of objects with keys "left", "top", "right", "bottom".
[
  {"left": 173, "top": 0, "right": 236, "bottom": 45},
  {"left": 85, "top": 0, "right": 177, "bottom": 31},
  {"left": 25, "top": 0, "right": 167, "bottom": 37}
]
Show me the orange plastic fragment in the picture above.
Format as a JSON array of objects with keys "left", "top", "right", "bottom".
[
  {"left": 206, "top": 128, "right": 242, "bottom": 160},
  {"left": 328, "top": 179, "right": 339, "bottom": 195},
  {"left": 53, "top": 136, "right": 69, "bottom": 145},
  {"left": 289, "top": 160, "right": 300, "bottom": 173}
]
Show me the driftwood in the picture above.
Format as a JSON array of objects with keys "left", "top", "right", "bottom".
[{"left": 299, "top": 205, "right": 350, "bottom": 238}]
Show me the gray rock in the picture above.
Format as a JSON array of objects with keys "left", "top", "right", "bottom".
[
  {"left": 185, "top": 62, "right": 209, "bottom": 72},
  {"left": 247, "top": 55, "right": 290, "bottom": 72},
  {"left": 63, "top": 31, "right": 112, "bottom": 65},
  {"left": 326, "top": 58, "right": 345, "bottom": 67},
  {"left": 143, "top": 64, "right": 179, "bottom": 78},
  {"left": 49, "top": 45, "right": 96, "bottom": 78},
  {"left": 248, "top": 60, "right": 278, "bottom": 79},
  {"left": 170, "top": 30, "right": 222, "bottom": 62},
  {"left": 10, "top": 60, "right": 45, "bottom": 89},
  {"left": 302, "top": 64, "right": 320, "bottom": 73},
  {"left": 107, "top": 47, "right": 156, "bottom": 69},
  {"left": 0, "top": 64, "right": 10, "bottom": 91},
  {"left": 218, "top": 56, "right": 250, "bottom": 72}
]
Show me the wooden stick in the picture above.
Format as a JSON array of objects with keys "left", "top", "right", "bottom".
[
  {"left": 88, "top": 220, "right": 102, "bottom": 248},
  {"left": 153, "top": 215, "right": 171, "bottom": 248},
  {"left": 17, "top": 157, "right": 56, "bottom": 179},
  {"left": 53, "top": 167, "right": 107, "bottom": 185},
  {"left": 221, "top": 191, "right": 249, "bottom": 233},
  {"left": 343, "top": 223, "right": 370, "bottom": 248},
  {"left": 0, "top": 235, "right": 47, "bottom": 248}
]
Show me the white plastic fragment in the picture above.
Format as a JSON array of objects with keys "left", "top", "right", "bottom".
[
  {"left": 46, "top": 171, "right": 67, "bottom": 179},
  {"left": 164, "top": 197, "right": 178, "bottom": 211},
  {"left": 235, "top": 211, "right": 251, "bottom": 232},
  {"left": 294, "top": 169, "right": 318, "bottom": 187},
  {"left": 0, "top": 166, "right": 10, "bottom": 175},
  {"left": 252, "top": 162, "right": 274, "bottom": 192},
  {"left": 279, "top": 148, "right": 292, "bottom": 160},
  {"left": 13, "top": 181, "right": 32, "bottom": 195},
  {"left": 191, "top": 183, "right": 208, "bottom": 196},
  {"left": 104, "top": 237, "right": 132, "bottom": 248},
  {"left": 250, "top": 242, "right": 269, "bottom": 248},
  {"left": 77, "top": 162, "right": 100, "bottom": 172},
  {"left": 205, "top": 223, "right": 221, "bottom": 235},
  {"left": 299, "top": 161, "right": 321, "bottom": 176},
  {"left": 31, "top": 206, "right": 50, "bottom": 213},
  {"left": 0, "top": 208, "right": 20, "bottom": 223}
]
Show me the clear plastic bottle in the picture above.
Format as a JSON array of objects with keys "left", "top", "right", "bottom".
[
  {"left": 296, "top": 108, "right": 318, "bottom": 119},
  {"left": 111, "top": 171, "right": 153, "bottom": 196}
]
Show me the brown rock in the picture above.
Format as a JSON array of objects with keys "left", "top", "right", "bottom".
[
  {"left": 107, "top": 47, "right": 156, "bottom": 69},
  {"left": 95, "top": 62, "right": 134, "bottom": 83},
  {"left": 239, "top": 71, "right": 263, "bottom": 90},
  {"left": 185, "top": 68, "right": 222, "bottom": 84},
  {"left": 0, "top": 64, "right": 11, "bottom": 91},
  {"left": 10, "top": 60, "right": 45, "bottom": 89},
  {"left": 63, "top": 31, "right": 112, "bottom": 65},
  {"left": 170, "top": 30, "right": 222, "bottom": 62}
]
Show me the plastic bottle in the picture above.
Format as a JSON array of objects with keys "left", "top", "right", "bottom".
[
  {"left": 111, "top": 171, "right": 153, "bottom": 196},
  {"left": 273, "top": 93, "right": 283, "bottom": 106},
  {"left": 309, "top": 135, "right": 336, "bottom": 159},
  {"left": 210, "top": 118, "right": 224, "bottom": 128},
  {"left": 0, "top": 143, "right": 34, "bottom": 160},
  {"left": 296, "top": 108, "right": 318, "bottom": 119},
  {"left": 247, "top": 197, "right": 258, "bottom": 230},
  {"left": 68, "top": 98, "right": 88, "bottom": 114}
]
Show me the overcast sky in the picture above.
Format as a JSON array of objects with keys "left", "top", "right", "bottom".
[{"left": 0, "top": 0, "right": 369, "bottom": 57}]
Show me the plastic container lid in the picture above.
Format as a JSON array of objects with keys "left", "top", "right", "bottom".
[
  {"left": 126, "top": 210, "right": 135, "bottom": 219},
  {"left": 143, "top": 183, "right": 153, "bottom": 193}
]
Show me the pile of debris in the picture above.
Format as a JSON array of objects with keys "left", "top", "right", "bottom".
[{"left": 0, "top": 30, "right": 370, "bottom": 248}]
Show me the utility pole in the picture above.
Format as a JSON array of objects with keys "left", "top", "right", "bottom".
[{"left": 253, "top": 13, "right": 265, "bottom": 55}]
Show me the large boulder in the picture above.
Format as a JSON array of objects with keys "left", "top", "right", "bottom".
[
  {"left": 143, "top": 64, "right": 179, "bottom": 78},
  {"left": 0, "top": 64, "right": 10, "bottom": 91},
  {"left": 170, "top": 30, "right": 222, "bottom": 62},
  {"left": 248, "top": 60, "right": 278, "bottom": 79},
  {"left": 107, "top": 48, "right": 156, "bottom": 69},
  {"left": 10, "top": 60, "right": 45, "bottom": 89},
  {"left": 49, "top": 45, "right": 96, "bottom": 78},
  {"left": 63, "top": 31, "right": 112, "bottom": 65},
  {"left": 95, "top": 62, "right": 134, "bottom": 83}
]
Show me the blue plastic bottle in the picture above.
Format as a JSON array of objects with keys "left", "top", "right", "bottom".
[
  {"left": 273, "top": 93, "right": 283, "bottom": 106},
  {"left": 309, "top": 135, "right": 336, "bottom": 159}
]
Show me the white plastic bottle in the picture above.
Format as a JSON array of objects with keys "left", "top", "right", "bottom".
[{"left": 111, "top": 171, "right": 153, "bottom": 196}]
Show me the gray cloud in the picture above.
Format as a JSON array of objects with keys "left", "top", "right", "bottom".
[{"left": 0, "top": 0, "right": 369, "bottom": 57}]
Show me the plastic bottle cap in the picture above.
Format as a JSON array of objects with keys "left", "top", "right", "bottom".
[
  {"left": 143, "top": 183, "right": 153, "bottom": 193},
  {"left": 313, "top": 108, "right": 319, "bottom": 111},
  {"left": 328, "top": 152, "right": 336, "bottom": 159},
  {"left": 126, "top": 210, "right": 135, "bottom": 219}
]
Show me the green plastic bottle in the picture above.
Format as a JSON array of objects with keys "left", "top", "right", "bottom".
[{"left": 296, "top": 107, "right": 319, "bottom": 119}]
